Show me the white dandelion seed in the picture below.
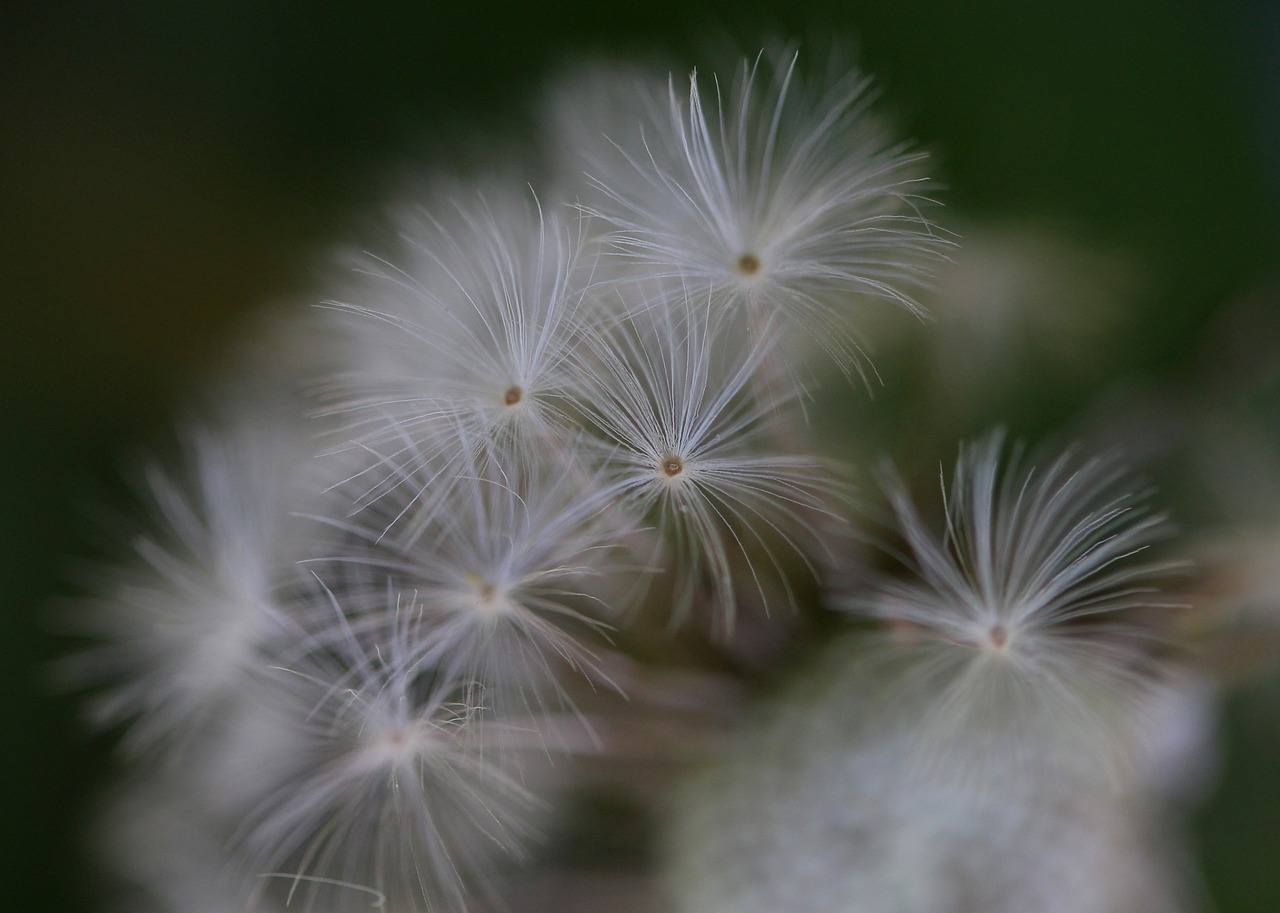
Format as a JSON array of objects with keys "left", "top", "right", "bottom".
[
  {"left": 839, "top": 431, "right": 1185, "bottom": 779},
  {"left": 235, "top": 601, "right": 544, "bottom": 913},
  {"left": 573, "top": 301, "right": 847, "bottom": 629},
  {"left": 61, "top": 412, "right": 314, "bottom": 757},
  {"left": 308, "top": 436, "right": 630, "bottom": 721},
  {"left": 317, "top": 183, "right": 601, "bottom": 509},
  {"left": 577, "top": 48, "right": 946, "bottom": 375}
]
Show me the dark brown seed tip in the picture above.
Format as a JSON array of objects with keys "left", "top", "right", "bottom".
[
  {"left": 736, "top": 253, "right": 761, "bottom": 276},
  {"left": 988, "top": 625, "right": 1008, "bottom": 649},
  {"left": 503, "top": 386, "right": 523, "bottom": 406},
  {"left": 662, "top": 455, "right": 685, "bottom": 477}
]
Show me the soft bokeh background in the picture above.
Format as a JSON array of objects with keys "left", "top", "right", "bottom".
[{"left": 3, "top": 2, "right": 1278, "bottom": 910}]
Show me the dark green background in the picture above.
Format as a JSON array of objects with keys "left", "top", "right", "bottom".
[{"left": 4, "top": 2, "right": 1278, "bottom": 910}]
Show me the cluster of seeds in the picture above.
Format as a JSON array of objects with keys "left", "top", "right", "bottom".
[{"left": 68, "top": 46, "right": 1202, "bottom": 913}]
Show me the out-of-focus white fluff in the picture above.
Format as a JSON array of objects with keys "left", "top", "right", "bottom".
[
  {"left": 65, "top": 407, "right": 317, "bottom": 757},
  {"left": 666, "top": 637, "right": 1203, "bottom": 913},
  {"left": 233, "top": 604, "right": 546, "bottom": 913}
]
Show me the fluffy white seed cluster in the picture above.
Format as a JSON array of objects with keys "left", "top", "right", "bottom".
[
  {"left": 67, "top": 46, "right": 1205, "bottom": 913},
  {"left": 667, "top": 436, "right": 1203, "bottom": 913}
]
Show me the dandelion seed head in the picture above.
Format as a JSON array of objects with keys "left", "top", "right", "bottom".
[
  {"left": 316, "top": 182, "right": 598, "bottom": 496},
  {"left": 661, "top": 454, "right": 687, "bottom": 478},
  {"left": 835, "top": 431, "right": 1185, "bottom": 786},
  {"left": 573, "top": 304, "right": 848, "bottom": 624},
  {"left": 358, "top": 711, "right": 456, "bottom": 773},
  {"left": 310, "top": 440, "right": 627, "bottom": 716},
  {"left": 848, "top": 431, "right": 1177, "bottom": 665},
  {"left": 235, "top": 608, "right": 546, "bottom": 913},
  {"left": 460, "top": 572, "right": 515, "bottom": 621},
  {"left": 570, "top": 48, "right": 946, "bottom": 375},
  {"left": 62, "top": 409, "right": 317, "bottom": 757}
]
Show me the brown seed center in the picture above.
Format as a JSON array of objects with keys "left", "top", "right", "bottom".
[
  {"left": 736, "top": 253, "right": 761, "bottom": 276},
  {"left": 662, "top": 455, "right": 685, "bottom": 477},
  {"left": 988, "top": 625, "right": 1008, "bottom": 649},
  {"left": 503, "top": 385, "right": 523, "bottom": 406}
]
